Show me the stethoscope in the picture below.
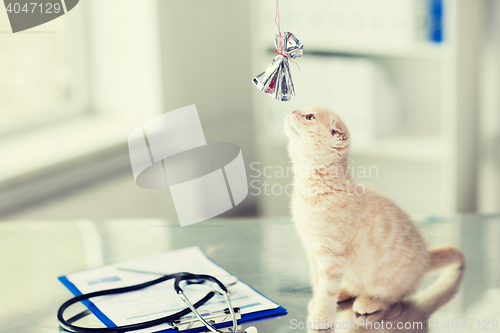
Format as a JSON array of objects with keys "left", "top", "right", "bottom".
[{"left": 58, "top": 272, "right": 257, "bottom": 333}]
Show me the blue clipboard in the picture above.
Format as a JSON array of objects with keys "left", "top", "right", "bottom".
[{"left": 58, "top": 262, "right": 288, "bottom": 333}]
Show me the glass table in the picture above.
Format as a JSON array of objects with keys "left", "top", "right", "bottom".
[{"left": 1, "top": 216, "right": 499, "bottom": 332}]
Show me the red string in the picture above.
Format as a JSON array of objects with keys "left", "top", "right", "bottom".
[
  {"left": 275, "top": 0, "right": 284, "bottom": 55},
  {"left": 274, "top": 0, "right": 300, "bottom": 70}
]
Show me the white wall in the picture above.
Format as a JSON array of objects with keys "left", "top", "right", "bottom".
[{"left": 478, "top": 0, "right": 500, "bottom": 213}]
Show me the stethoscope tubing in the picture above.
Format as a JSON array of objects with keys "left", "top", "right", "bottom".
[{"left": 57, "top": 272, "right": 233, "bottom": 333}]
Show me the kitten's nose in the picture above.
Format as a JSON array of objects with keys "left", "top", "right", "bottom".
[{"left": 292, "top": 110, "right": 299, "bottom": 115}]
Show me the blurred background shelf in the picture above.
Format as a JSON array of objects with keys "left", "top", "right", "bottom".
[{"left": 267, "top": 43, "right": 451, "bottom": 59}]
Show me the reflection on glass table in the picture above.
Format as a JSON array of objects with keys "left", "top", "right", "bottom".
[{"left": 0, "top": 215, "right": 499, "bottom": 333}]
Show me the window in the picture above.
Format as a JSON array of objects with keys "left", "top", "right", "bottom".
[{"left": 0, "top": 8, "right": 84, "bottom": 136}]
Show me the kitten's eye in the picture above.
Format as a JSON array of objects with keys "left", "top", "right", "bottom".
[
  {"left": 332, "top": 129, "right": 337, "bottom": 136},
  {"left": 305, "top": 114, "right": 315, "bottom": 121}
]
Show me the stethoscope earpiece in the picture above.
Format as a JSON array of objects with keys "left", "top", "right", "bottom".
[{"left": 244, "top": 326, "right": 258, "bottom": 333}]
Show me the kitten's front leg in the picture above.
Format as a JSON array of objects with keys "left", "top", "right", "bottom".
[{"left": 307, "top": 257, "right": 346, "bottom": 332}]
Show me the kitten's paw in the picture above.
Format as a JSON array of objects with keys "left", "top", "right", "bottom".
[{"left": 352, "top": 296, "right": 388, "bottom": 316}]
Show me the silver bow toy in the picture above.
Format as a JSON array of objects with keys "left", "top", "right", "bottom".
[{"left": 252, "top": 32, "right": 303, "bottom": 102}]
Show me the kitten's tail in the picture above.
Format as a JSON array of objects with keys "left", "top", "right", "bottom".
[
  {"left": 427, "top": 245, "right": 465, "bottom": 272},
  {"left": 412, "top": 246, "right": 465, "bottom": 315}
]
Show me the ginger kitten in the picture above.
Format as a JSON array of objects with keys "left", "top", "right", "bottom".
[{"left": 284, "top": 106, "right": 464, "bottom": 332}]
